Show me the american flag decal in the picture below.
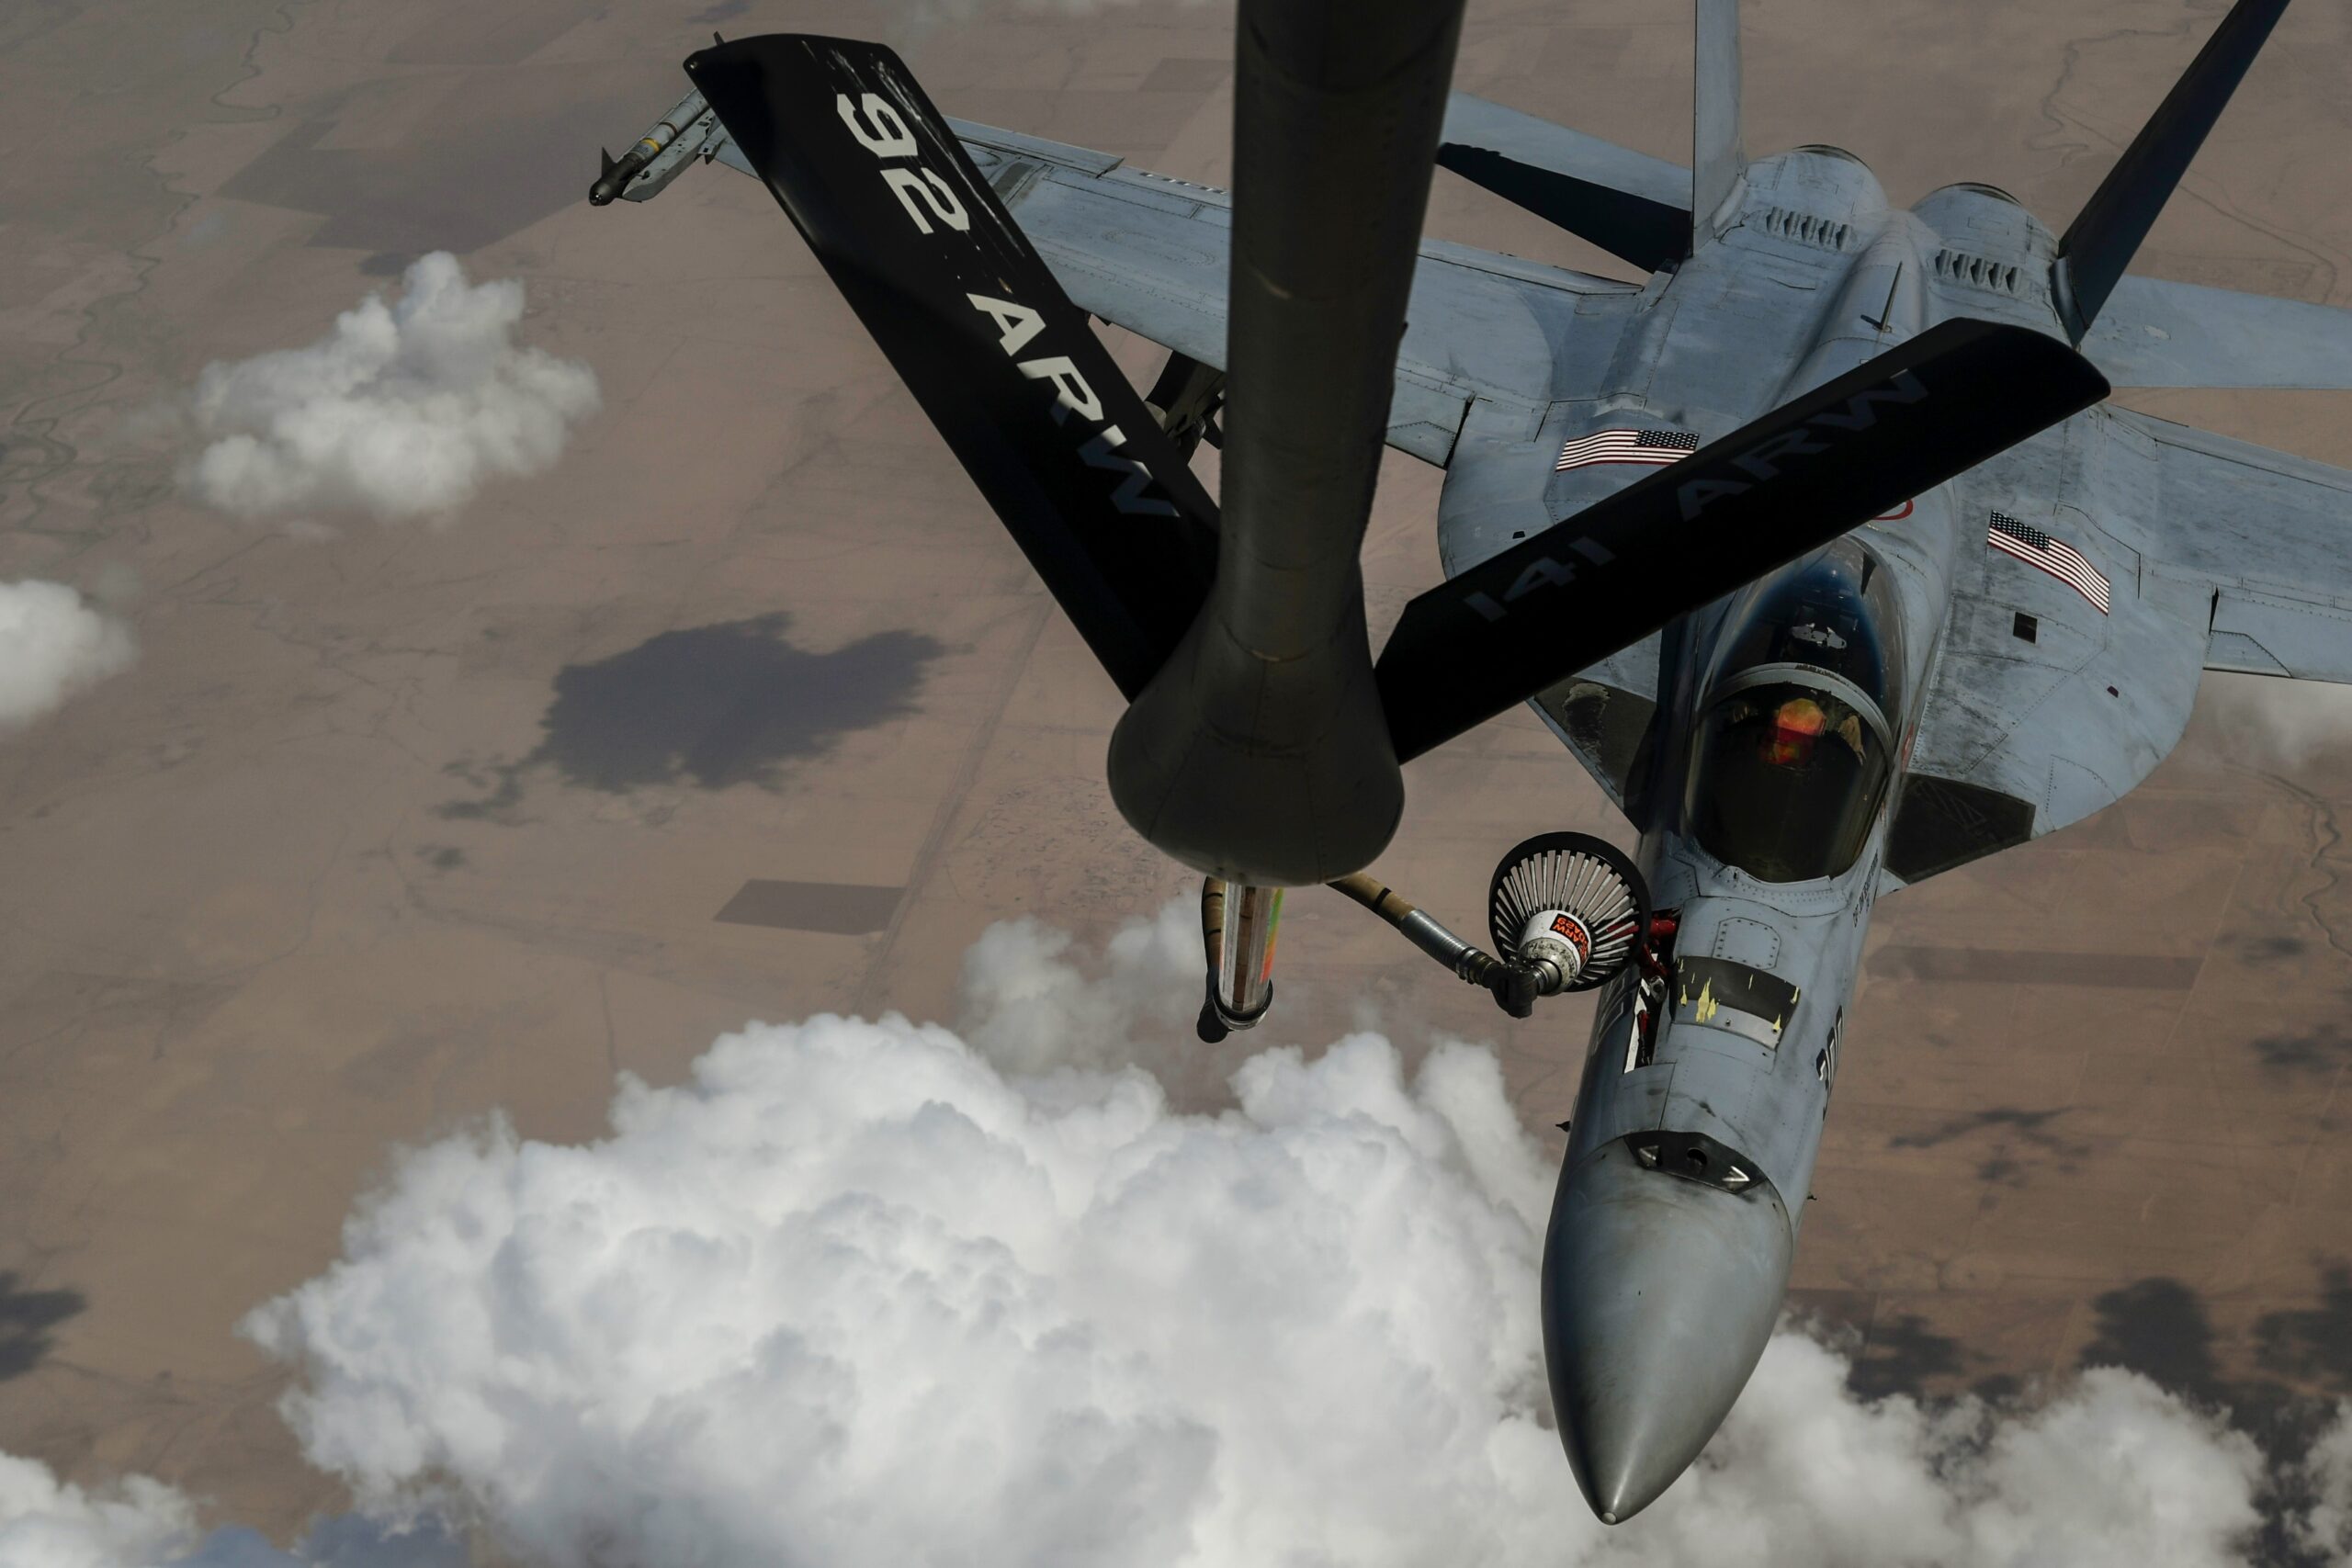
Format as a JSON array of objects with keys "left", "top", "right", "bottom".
[
  {"left": 1555, "top": 428, "right": 1700, "bottom": 471},
  {"left": 1987, "top": 513, "right": 2110, "bottom": 614}
]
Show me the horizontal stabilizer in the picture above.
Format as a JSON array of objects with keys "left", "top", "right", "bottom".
[
  {"left": 2055, "top": 0, "right": 2291, "bottom": 340},
  {"left": 1439, "top": 94, "right": 1690, "bottom": 273},
  {"left": 1376, "top": 320, "right": 2112, "bottom": 760},
  {"left": 2087, "top": 275, "right": 2352, "bottom": 389},
  {"left": 686, "top": 35, "right": 1218, "bottom": 699}
]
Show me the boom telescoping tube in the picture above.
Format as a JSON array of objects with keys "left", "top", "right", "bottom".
[
  {"left": 1196, "top": 879, "right": 1282, "bottom": 1042},
  {"left": 1217, "top": 882, "right": 1282, "bottom": 1023}
]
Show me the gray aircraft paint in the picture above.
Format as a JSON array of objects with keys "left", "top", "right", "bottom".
[{"left": 1691, "top": 0, "right": 1744, "bottom": 241}]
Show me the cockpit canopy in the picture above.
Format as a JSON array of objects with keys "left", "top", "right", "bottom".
[
  {"left": 1706, "top": 537, "right": 1903, "bottom": 718},
  {"left": 1684, "top": 542, "right": 1905, "bottom": 884}
]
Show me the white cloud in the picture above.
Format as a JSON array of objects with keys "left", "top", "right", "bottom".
[
  {"left": 237, "top": 909, "right": 2352, "bottom": 1568},
  {"left": 0, "top": 579, "right": 135, "bottom": 729},
  {"left": 0, "top": 1452, "right": 196, "bottom": 1568},
  {"left": 952, "top": 899, "right": 1206, "bottom": 1077},
  {"left": 2301, "top": 1408, "right": 2352, "bottom": 1562},
  {"left": 1654, "top": 1344, "right": 2270, "bottom": 1568},
  {"left": 0, "top": 1447, "right": 459, "bottom": 1568},
  {"left": 179, "top": 254, "right": 598, "bottom": 524},
  {"left": 247, "top": 1020, "right": 1556, "bottom": 1568}
]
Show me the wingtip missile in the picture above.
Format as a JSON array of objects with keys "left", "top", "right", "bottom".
[
  {"left": 589, "top": 139, "right": 656, "bottom": 206},
  {"left": 587, "top": 87, "right": 717, "bottom": 207},
  {"left": 589, "top": 146, "right": 627, "bottom": 206}
]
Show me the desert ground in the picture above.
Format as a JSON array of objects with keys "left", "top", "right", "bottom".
[{"left": 2, "top": 0, "right": 2351, "bottom": 1541}]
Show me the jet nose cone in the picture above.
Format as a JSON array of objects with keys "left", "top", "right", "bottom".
[{"left": 1543, "top": 1138, "right": 1794, "bottom": 1524}]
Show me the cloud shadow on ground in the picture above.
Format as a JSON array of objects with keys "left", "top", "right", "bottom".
[
  {"left": 442, "top": 613, "right": 942, "bottom": 818},
  {"left": 0, "top": 1273, "right": 85, "bottom": 1381},
  {"left": 2254, "top": 1262, "right": 2352, "bottom": 1393},
  {"left": 1844, "top": 1313, "right": 1969, "bottom": 1402},
  {"left": 2251, "top": 1023, "right": 2352, "bottom": 1074}
]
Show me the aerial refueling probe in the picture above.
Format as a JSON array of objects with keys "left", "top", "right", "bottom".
[{"left": 1197, "top": 834, "right": 1653, "bottom": 1042}]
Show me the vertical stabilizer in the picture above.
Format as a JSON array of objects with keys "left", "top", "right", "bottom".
[
  {"left": 1692, "top": 0, "right": 1743, "bottom": 244},
  {"left": 2055, "top": 0, "right": 2291, "bottom": 341}
]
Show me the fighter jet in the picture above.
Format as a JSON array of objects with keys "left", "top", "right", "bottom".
[{"left": 596, "top": 0, "right": 2352, "bottom": 1522}]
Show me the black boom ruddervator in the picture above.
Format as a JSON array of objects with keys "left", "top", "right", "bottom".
[{"left": 680, "top": 8, "right": 2109, "bottom": 1039}]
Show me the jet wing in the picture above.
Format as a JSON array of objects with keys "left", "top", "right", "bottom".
[
  {"left": 2122, "top": 411, "right": 2352, "bottom": 680},
  {"left": 951, "top": 121, "right": 1645, "bottom": 465},
  {"left": 1888, "top": 405, "right": 2352, "bottom": 887},
  {"left": 707, "top": 113, "right": 1642, "bottom": 465},
  {"left": 1440, "top": 93, "right": 1690, "bottom": 213},
  {"left": 2086, "top": 276, "right": 2352, "bottom": 389},
  {"left": 1885, "top": 415, "right": 2205, "bottom": 888},
  {"left": 1435, "top": 92, "right": 1693, "bottom": 272}
]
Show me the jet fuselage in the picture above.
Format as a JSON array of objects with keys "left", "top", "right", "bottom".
[{"left": 1434, "top": 149, "right": 2056, "bottom": 1519}]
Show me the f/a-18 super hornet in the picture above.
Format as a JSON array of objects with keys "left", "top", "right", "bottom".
[{"left": 595, "top": 0, "right": 2352, "bottom": 1522}]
